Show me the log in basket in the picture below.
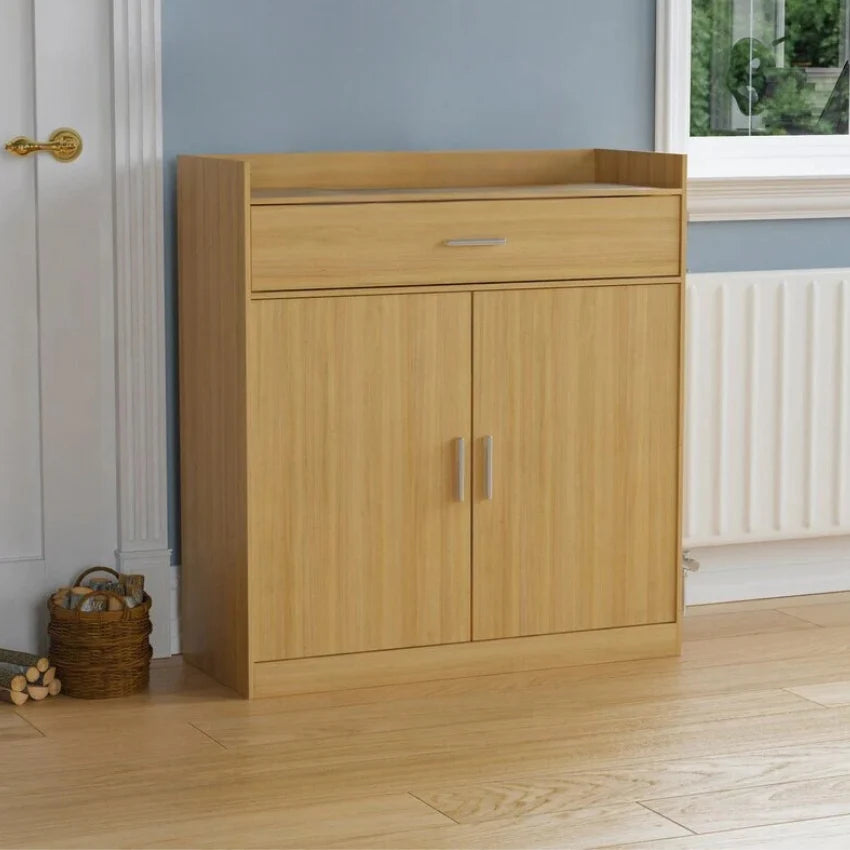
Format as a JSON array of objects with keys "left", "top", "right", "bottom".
[{"left": 48, "top": 567, "right": 152, "bottom": 699}]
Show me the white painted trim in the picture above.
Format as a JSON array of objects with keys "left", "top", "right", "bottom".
[
  {"left": 685, "top": 537, "right": 850, "bottom": 605},
  {"left": 112, "top": 0, "right": 171, "bottom": 657},
  {"left": 689, "top": 176, "right": 850, "bottom": 220},
  {"left": 171, "top": 562, "right": 181, "bottom": 656},
  {"left": 656, "top": 0, "right": 850, "bottom": 221},
  {"left": 654, "top": 0, "right": 691, "bottom": 154}
]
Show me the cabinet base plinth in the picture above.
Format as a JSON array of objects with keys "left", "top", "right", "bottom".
[{"left": 252, "top": 622, "right": 680, "bottom": 699}]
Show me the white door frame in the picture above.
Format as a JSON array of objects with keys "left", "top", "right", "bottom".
[{"left": 111, "top": 0, "right": 171, "bottom": 655}]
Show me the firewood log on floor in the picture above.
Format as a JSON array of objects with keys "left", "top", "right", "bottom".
[
  {"left": 0, "top": 663, "right": 27, "bottom": 693},
  {"left": 26, "top": 684, "right": 48, "bottom": 701},
  {"left": 0, "top": 687, "right": 28, "bottom": 706}
]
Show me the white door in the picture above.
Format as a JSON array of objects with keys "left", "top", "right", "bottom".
[{"left": 1, "top": 1, "right": 118, "bottom": 650}]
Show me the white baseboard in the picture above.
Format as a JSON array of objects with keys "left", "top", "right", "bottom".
[{"left": 685, "top": 536, "right": 850, "bottom": 606}]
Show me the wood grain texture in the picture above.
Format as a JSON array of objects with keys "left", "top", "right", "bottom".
[
  {"left": 217, "top": 148, "right": 685, "bottom": 194},
  {"left": 605, "top": 815, "right": 850, "bottom": 849},
  {"left": 248, "top": 293, "right": 472, "bottom": 661},
  {"left": 253, "top": 623, "right": 678, "bottom": 698},
  {"left": 643, "top": 773, "right": 850, "bottom": 833},
  {"left": 777, "top": 601, "right": 850, "bottom": 627},
  {"left": 7, "top": 596, "right": 850, "bottom": 848},
  {"left": 177, "top": 156, "right": 252, "bottom": 696},
  {"left": 687, "top": 591, "right": 850, "bottom": 616},
  {"left": 248, "top": 276, "right": 682, "bottom": 301},
  {"left": 321, "top": 803, "right": 689, "bottom": 849},
  {"left": 595, "top": 148, "right": 687, "bottom": 190},
  {"left": 682, "top": 609, "right": 818, "bottom": 641},
  {"left": 417, "top": 739, "right": 850, "bottom": 826},
  {"left": 250, "top": 183, "right": 680, "bottom": 205},
  {"left": 179, "top": 148, "right": 685, "bottom": 699},
  {"left": 250, "top": 196, "right": 681, "bottom": 291},
  {"left": 786, "top": 679, "right": 850, "bottom": 707},
  {"left": 680, "top": 624, "right": 850, "bottom": 669},
  {"left": 194, "top": 688, "right": 810, "bottom": 750},
  {"left": 472, "top": 284, "right": 681, "bottom": 640},
  {"left": 676, "top": 163, "right": 687, "bottom": 616},
  {"left": 225, "top": 148, "right": 600, "bottom": 190},
  {"left": 0, "top": 710, "right": 40, "bottom": 741}
]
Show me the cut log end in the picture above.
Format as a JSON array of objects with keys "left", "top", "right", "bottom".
[
  {"left": 26, "top": 685, "right": 49, "bottom": 701},
  {"left": 48, "top": 678, "right": 62, "bottom": 697},
  {"left": 0, "top": 687, "right": 29, "bottom": 706},
  {"left": 0, "top": 663, "right": 28, "bottom": 693},
  {"left": 24, "top": 666, "right": 39, "bottom": 684},
  {"left": 40, "top": 667, "right": 56, "bottom": 686}
]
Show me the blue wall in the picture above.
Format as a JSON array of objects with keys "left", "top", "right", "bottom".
[
  {"left": 688, "top": 219, "right": 850, "bottom": 272},
  {"left": 162, "top": 0, "right": 850, "bottom": 558}
]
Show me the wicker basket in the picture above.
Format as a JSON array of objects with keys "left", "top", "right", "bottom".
[{"left": 48, "top": 566, "right": 152, "bottom": 699}]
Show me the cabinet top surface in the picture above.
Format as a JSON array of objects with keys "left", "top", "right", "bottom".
[{"left": 250, "top": 183, "right": 681, "bottom": 206}]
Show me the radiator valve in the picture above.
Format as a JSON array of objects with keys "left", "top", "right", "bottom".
[{"left": 682, "top": 551, "right": 700, "bottom": 573}]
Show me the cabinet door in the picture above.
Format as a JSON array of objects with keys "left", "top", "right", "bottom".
[
  {"left": 249, "top": 293, "right": 471, "bottom": 660},
  {"left": 473, "top": 284, "right": 680, "bottom": 641}
]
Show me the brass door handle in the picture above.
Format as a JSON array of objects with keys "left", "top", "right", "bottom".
[{"left": 4, "top": 127, "right": 82, "bottom": 162}]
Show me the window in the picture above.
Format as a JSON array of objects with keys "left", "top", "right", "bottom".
[
  {"left": 692, "top": 0, "right": 849, "bottom": 138},
  {"left": 656, "top": 0, "right": 850, "bottom": 220}
]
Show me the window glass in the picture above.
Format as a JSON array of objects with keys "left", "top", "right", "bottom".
[{"left": 692, "top": 0, "right": 850, "bottom": 136}]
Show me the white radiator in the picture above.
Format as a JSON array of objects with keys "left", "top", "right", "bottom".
[{"left": 685, "top": 270, "right": 850, "bottom": 548}]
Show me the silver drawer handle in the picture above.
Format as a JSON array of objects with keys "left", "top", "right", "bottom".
[
  {"left": 455, "top": 437, "right": 466, "bottom": 502},
  {"left": 443, "top": 238, "right": 508, "bottom": 247},
  {"left": 484, "top": 435, "right": 494, "bottom": 500}
]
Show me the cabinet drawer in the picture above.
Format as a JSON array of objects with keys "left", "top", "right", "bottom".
[{"left": 250, "top": 196, "right": 681, "bottom": 292}]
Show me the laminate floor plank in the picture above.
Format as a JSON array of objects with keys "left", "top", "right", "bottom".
[
  {"left": 679, "top": 624, "right": 850, "bottom": 667},
  {"left": 192, "top": 688, "right": 812, "bottom": 749},
  {"left": 0, "top": 710, "right": 42, "bottom": 743},
  {"left": 319, "top": 803, "right": 690, "bottom": 850},
  {"left": 2, "top": 793, "right": 452, "bottom": 850},
  {"left": 606, "top": 813, "right": 850, "bottom": 848},
  {"left": 777, "top": 601, "right": 850, "bottom": 628},
  {"left": 642, "top": 773, "right": 850, "bottom": 833},
  {"left": 786, "top": 679, "right": 850, "bottom": 707},
  {"left": 414, "top": 739, "right": 850, "bottom": 824},
  {"left": 681, "top": 609, "right": 816, "bottom": 641},
  {"left": 686, "top": 591, "right": 850, "bottom": 616}
]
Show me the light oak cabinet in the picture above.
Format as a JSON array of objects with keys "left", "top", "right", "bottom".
[{"left": 178, "top": 149, "right": 686, "bottom": 698}]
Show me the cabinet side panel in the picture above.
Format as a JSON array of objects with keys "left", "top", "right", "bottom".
[
  {"left": 594, "top": 149, "right": 686, "bottom": 190},
  {"left": 178, "top": 156, "right": 251, "bottom": 696}
]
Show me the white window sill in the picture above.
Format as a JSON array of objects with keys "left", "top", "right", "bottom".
[
  {"left": 687, "top": 139, "right": 850, "bottom": 220},
  {"left": 689, "top": 174, "right": 850, "bottom": 221}
]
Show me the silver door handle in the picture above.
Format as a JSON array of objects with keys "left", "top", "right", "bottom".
[
  {"left": 455, "top": 437, "right": 465, "bottom": 502},
  {"left": 443, "top": 238, "right": 508, "bottom": 247},
  {"left": 484, "top": 435, "right": 494, "bottom": 500}
]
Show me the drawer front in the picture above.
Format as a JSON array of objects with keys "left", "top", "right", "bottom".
[{"left": 250, "top": 196, "right": 681, "bottom": 292}]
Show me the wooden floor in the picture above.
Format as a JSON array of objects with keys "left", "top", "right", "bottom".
[{"left": 7, "top": 594, "right": 850, "bottom": 849}]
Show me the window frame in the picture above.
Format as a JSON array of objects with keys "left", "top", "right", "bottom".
[{"left": 656, "top": 0, "right": 850, "bottom": 220}]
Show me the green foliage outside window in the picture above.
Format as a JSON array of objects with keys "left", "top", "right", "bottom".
[{"left": 691, "top": 0, "right": 846, "bottom": 136}]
